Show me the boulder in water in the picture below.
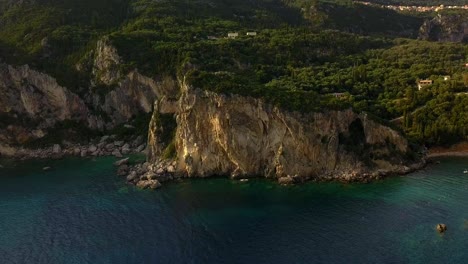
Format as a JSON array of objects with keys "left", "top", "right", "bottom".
[
  {"left": 136, "top": 179, "right": 161, "bottom": 190},
  {"left": 278, "top": 175, "right": 294, "bottom": 185},
  {"left": 126, "top": 171, "right": 138, "bottom": 182},
  {"left": 436, "top": 223, "right": 447, "bottom": 233},
  {"left": 117, "top": 165, "right": 129, "bottom": 176}
]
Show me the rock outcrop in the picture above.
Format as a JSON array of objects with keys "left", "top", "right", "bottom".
[
  {"left": 0, "top": 37, "right": 174, "bottom": 156},
  {"left": 419, "top": 14, "right": 468, "bottom": 42},
  {"left": 90, "top": 38, "right": 178, "bottom": 126},
  {"left": 99, "top": 72, "right": 177, "bottom": 125},
  {"left": 0, "top": 63, "right": 99, "bottom": 148},
  {"left": 93, "top": 37, "right": 122, "bottom": 85},
  {"left": 146, "top": 78, "right": 424, "bottom": 183}
]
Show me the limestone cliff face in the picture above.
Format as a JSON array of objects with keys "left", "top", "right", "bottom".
[
  {"left": 0, "top": 63, "right": 98, "bottom": 148},
  {"left": 89, "top": 38, "right": 176, "bottom": 126},
  {"left": 99, "top": 72, "right": 177, "bottom": 125},
  {"left": 0, "top": 36, "right": 170, "bottom": 153},
  {"left": 93, "top": 37, "right": 122, "bottom": 85},
  {"left": 0, "top": 36, "right": 175, "bottom": 156},
  {"left": 419, "top": 14, "right": 468, "bottom": 42},
  {"left": 148, "top": 80, "right": 420, "bottom": 182}
]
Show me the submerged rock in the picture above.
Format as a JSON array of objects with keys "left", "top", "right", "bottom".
[
  {"left": 117, "top": 165, "right": 129, "bottom": 176},
  {"left": 114, "top": 158, "right": 129, "bottom": 167}
]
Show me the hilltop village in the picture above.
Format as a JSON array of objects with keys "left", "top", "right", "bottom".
[{"left": 355, "top": 1, "right": 468, "bottom": 12}]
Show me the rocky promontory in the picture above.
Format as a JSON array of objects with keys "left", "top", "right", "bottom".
[
  {"left": 118, "top": 77, "right": 425, "bottom": 189},
  {"left": 0, "top": 37, "right": 426, "bottom": 189}
]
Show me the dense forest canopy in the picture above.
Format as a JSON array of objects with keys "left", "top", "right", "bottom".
[{"left": 0, "top": 0, "right": 467, "bottom": 146}]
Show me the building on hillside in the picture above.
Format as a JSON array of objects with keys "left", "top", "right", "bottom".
[
  {"left": 443, "top": 75, "right": 451, "bottom": 81},
  {"left": 331, "top": 92, "right": 347, "bottom": 98},
  {"left": 418, "top": 79, "right": 433, "bottom": 90},
  {"left": 246, "top": 32, "right": 257, "bottom": 36},
  {"left": 227, "top": 32, "right": 239, "bottom": 39}
]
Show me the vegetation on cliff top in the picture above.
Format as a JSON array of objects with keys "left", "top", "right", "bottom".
[{"left": 0, "top": 0, "right": 467, "bottom": 146}]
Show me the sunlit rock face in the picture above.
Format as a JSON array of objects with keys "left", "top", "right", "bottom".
[{"left": 147, "top": 79, "right": 421, "bottom": 182}]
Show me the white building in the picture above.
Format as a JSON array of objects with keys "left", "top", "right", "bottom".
[
  {"left": 418, "top": 79, "right": 433, "bottom": 90},
  {"left": 246, "top": 32, "right": 257, "bottom": 36},
  {"left": 227, "top": 32, "right": 239, "bottom": 38}
]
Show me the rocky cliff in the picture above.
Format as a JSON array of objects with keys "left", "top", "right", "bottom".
[
  {"left": 88, "top": 38, "right": 169, "bottom": 126},
  {"left": 0, "top": 36, "right": 424, "bottom": 183},
  {"left": 419, "top": 14, "right": 468, "bottom": 42},
  {"left": 0, "top": 63, "right": 99, "bottom": 152},
  {"left": 93, "top": 37, "right": 122, "bottom": 86},
  {"left": 0, "top": 37, "right": 165, "bottom": 156},
  {"left": 145, "top": 79, "right": 423, "bottom": 184}
]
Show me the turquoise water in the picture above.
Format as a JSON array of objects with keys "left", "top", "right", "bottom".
[{"left": 0, "top": 157, "right": 467, "bottom": 264}]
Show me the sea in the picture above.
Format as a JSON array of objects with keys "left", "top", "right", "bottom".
[{"left": 0, "top": 156, "right": 467, "bottom": 264}]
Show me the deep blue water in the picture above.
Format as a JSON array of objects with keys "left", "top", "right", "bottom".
[{"left": 0, "top": 157, "right": 467, "bottom": 264}]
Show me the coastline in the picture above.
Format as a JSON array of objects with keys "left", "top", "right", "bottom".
[
  {"left": 0, "top": 135, "right": 147, "bottom": 160},
  {"left": 427, "top": 151, "right": 468, "bottom": 158},
  {"left": 427, "top": 141, "right": 468, "bottom": 158},
  {"left": 117, "top": 157, "right": 427, "bottom": 190}
]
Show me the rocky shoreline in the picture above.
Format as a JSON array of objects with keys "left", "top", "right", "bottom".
[
  {"left": 115, "top": 157, "right": 427, "bottom": 190},
  {"left": 1, "top": 135, "right": 147, "bottom": 160},
  {"left": 428, "top": 142, "right": 468, "bottom": 158},
  {"left": 427, "top": 151, "right": 468, "bottom": 158},
  {"left": 114, "top": 158, "right": 182, "bottom": 190}
]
